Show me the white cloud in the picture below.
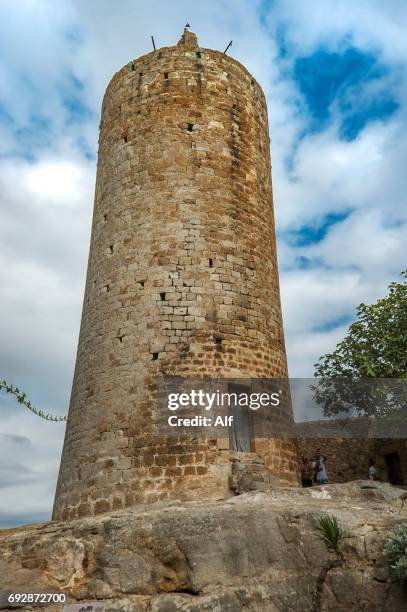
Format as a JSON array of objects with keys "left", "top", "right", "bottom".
[
  {"left": 265, "top": 0, "right": 407, "bottom": 62},
  {"left": 25, "top": 160, "right": 87, "bottom": 205},
  {"left": 0, "top": 405, "right": 65, "bottom": 525},
  {"left": 305, "top": 211, "right": 406, "bottom": 273},
  {"left": 274, "top": 120, "right": 407, "bottom": 227}
]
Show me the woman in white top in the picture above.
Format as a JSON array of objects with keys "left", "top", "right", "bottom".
[
  {"left": 314, "top": 451, "right": 329, "bottom": 485},
  {"left": 368, "top": 459, "right": 378, "bottom": 481}
]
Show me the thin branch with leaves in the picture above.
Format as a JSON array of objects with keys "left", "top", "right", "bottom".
[{"left": 0, "top": 379, "right": 67, "bottom": 422}]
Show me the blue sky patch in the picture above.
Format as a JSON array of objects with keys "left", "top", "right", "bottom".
[
  {"left": 64, "top": 26, "right": 84, "bottom": 47},
  {"left": 258, "top": 0, "right": 275, "bottom": 28},
  {"left": 76, "top": 136, "right": 96, "bottom": 161},
  {"left": 294, "top": 255, "right": 327, "bottom": 271},
  {"left": 312, "top": 314, "right": 354, "bottom": 333},
  {"left": 339, "top": 95, "right": 399, "bottom": 140},
  {"left": 293, "top": 46, "right": 399, "bottom": 140},
  {"left": 59, "top": 72, "right": 94, "bottom": 125},
  {"left": 284, "top": 210, "right": 352, "bottom": 247},
  {"left": 0, "top": 102, "right": 14, "bottom": 126},
  {"left": 7, "top": 115, "right": 53, "bottom": 160}
]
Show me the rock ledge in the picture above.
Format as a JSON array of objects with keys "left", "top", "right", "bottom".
[{"left": 1, "top": 481, "right": 407, "bottom": 611}]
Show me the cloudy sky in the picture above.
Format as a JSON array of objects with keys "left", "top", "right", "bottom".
[{"left": 1, "top": 0, "right": 406, "bottom": 527}]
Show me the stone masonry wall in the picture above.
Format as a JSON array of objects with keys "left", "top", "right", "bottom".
[
  {"left": 53, "top": 31, "right": 298, "bottom": 521},
  {"left": 297, "top": 438, "right": 407, "bottom": 483}
]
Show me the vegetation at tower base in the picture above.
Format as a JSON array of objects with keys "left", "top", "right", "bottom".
[
  {"left": 384, "top": 523, "right": 407, "bottom": 582},
  {"left": 314, "top": 515, "right": 344, "bottom": 612},
  {"left": 312, "top": 270, "right": 407, "bottom": 417},
  {"left": 316, "top": 514, "right": 343, "bottom": 554}
]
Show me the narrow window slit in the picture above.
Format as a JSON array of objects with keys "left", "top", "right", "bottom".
[
  {"left": 139, "top": 280, "right": 145, "bottom": 288},
  {"left": 103, "top": 214, "right": 107, "bottom": 222},
  {"left": 159, "top": 292, "right": 166, "bottom": 301},
  {"left": 196, "top": 51, "right": 201, "bottom": 59},
  {"left": 215, "top": 337, "right": 222, "bottom": 345},
  {"left": 152, "top": 352, "right": 159, "bottom": 361},
  {"left": 164, "top": 72, "right": 169, "bottom": 79},
  {"left": 131, "top": 62, "right": 135, "bottom": 71},
  {"left": 108, "top": 245, "right": 113, "bottom": 254},
  {"left": 209, "top": 258, "right": 213, "bottom": 268},
  {"left": 187, "top": 123, "right": 193, "bottom": 132}
]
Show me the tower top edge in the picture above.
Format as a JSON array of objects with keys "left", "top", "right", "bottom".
[
  {"left": 103, "top": 42, "right": 266, "bottom": 104},
  {"left": 177, "top": 28, "right": 198, "bottom": 48}
]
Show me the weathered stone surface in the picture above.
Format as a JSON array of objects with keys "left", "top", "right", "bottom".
[
  {"left": 229, "top": 459, "right": 272, "bottom": 494},
  {"left": 1, "top": 482, "right": 407, "bottom": 611}
]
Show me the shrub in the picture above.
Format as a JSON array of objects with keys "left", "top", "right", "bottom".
[{"left": 384, "top": 523, "right": 407, "bottom": 582}]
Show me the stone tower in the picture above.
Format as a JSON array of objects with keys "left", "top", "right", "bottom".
[{"left": 53, "top": 29, "right": 298, "bottom": 521}]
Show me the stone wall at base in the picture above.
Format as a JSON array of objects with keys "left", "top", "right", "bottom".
[{"left": 297, "top": 438, "right": 407, "bottom": 484}]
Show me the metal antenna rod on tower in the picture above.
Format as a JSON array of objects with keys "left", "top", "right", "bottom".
[{"left": 223, "top": 40, "right": 233, "bottom": 54}]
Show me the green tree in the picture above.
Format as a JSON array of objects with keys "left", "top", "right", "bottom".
[{"left": 313, "top": 271, "right": 407, "bottom": 417}]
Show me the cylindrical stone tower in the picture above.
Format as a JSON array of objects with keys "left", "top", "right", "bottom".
[{"left": 53, "top": 29, "right": 298, "bottom": 521}]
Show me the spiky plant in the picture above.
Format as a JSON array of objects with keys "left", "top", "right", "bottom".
[{"left": 316, "top": 514, "right": 343, "bottom": 553}]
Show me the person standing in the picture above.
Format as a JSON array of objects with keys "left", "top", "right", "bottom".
[
  {"left": 368, "top": 458, "right": 379, "bottom": 481},
  {"left": 314, "top": 450, "right": 329, "bottom": 485},
  {"left": 300, "top": 457, "right": 313, "bottom": 487}
]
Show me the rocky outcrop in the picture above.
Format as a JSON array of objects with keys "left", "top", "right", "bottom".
[{"left": 1, "top": 481, "right": 407, "bottom": 611}]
